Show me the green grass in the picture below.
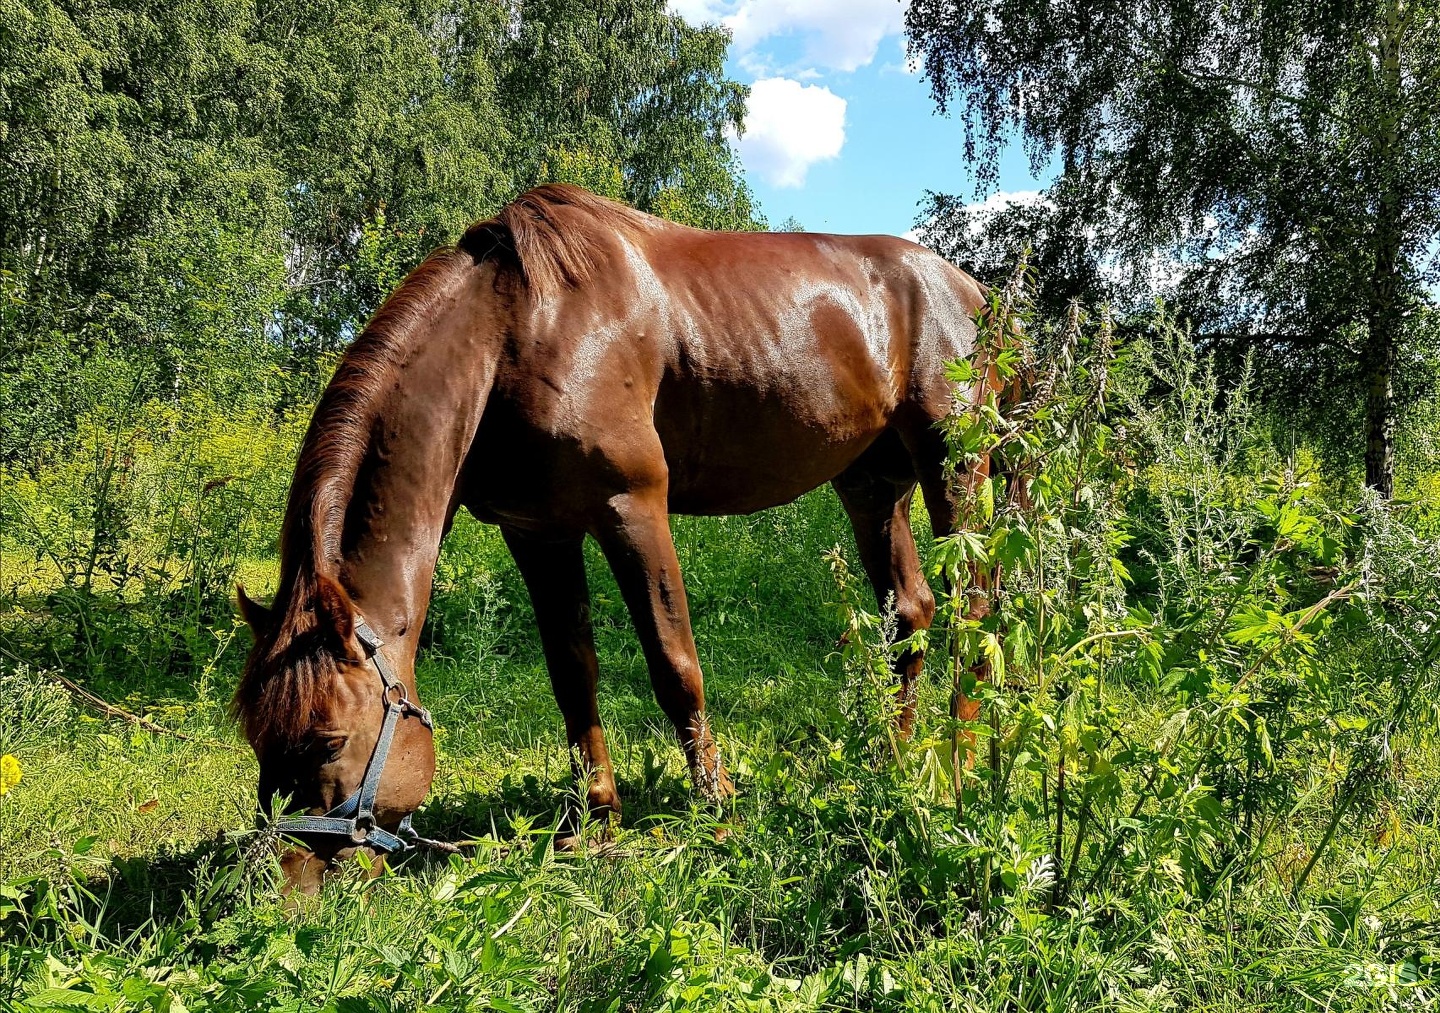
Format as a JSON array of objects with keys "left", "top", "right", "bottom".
[{"left": 3, "top": 491, "right": 1439, "bottom": 1012}]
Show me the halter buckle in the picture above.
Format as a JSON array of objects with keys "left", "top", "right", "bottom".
[{"left": 385, "top": 681, "right": 409, "bottom": 707}]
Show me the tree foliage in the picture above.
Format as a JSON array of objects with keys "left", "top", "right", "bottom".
[
  {"left": 0, "top": 0, "right": 759, "bottom": 465},
  {"left": 907, "top": 0, "right": 1440, "bottom": 495}
]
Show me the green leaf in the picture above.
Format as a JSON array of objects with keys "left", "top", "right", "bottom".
[
  {"left": 978, "top": 474, "right": 995, "bottom": 522},
  {"left": 946, "top": 358, "right": 978, "bottom": 383},
  {"left": 1110, "top": 556, "right": 1131, "bottom": 584}
]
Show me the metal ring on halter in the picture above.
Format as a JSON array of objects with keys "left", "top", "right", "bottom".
[{"left": 268, "top": 616, "right": 433, "bottom": 854}]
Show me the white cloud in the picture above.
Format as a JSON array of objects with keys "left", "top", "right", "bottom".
[
  {"left": 921, "top": 190, "right": 1047, "bottom": 241},
  {"left": 893, "top": 37, "right": 922, "bottom": 76},
  {"left": 671, "top": 1, "right": 907, "bottom": 73},
  {"left": 668, "top": 0, "right": 726, "bottom": 23},
  {"left": 880, "top": 48, "right": 923, "bottom": 76},
  {"left": 736, "top": 77, "right": 847, "bottom": 188},
  {"left": 956, "top": 190, "right": 1187, "bottom": 296}
]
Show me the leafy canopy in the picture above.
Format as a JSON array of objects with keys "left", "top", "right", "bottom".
[
  {"left": 907, "top": 0, "right": 1440, "bottom": 492},
  {"left": 0, "top": 0, "right": 760, "bottom": 465}
]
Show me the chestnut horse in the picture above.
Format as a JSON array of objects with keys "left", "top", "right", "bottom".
[{"left": 235, "top": 184, "right": 989, "bottom": 890}]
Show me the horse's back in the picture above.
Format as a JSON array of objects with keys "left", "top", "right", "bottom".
[
  {"left": 637, "top": 227, "right": 983, "bottom": 513},
  {"left": 652, "top": 228, "right": 981, "bottom": 382},
  {"left": 469, "top": 223, "right": 984, "bottom": 523}
]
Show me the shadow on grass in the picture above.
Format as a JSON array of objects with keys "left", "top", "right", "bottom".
[
  {"left": 0, "top": 832, "right": 263, "bottom": 948},
  {"left": 4, "top": 747, "right": 721, "bottom": 948},
  {"left": 404, "top": 750, "right": 700, "bottom": 852}
]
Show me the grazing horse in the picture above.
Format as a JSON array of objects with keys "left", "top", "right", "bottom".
[{"left": 234, "top": 184, "right": 989, "bottom": 891}]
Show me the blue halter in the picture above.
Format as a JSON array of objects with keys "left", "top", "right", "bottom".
[{"left": 271, "top": 619, "right": 433, "bottom": 854}]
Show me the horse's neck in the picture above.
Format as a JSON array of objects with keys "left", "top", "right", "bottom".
[{"left": 333, "top": 277, "right": 499, "bottom": 656}]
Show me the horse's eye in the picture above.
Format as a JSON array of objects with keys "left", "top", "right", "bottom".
[{"left": 309, "top": 734, "right": 348, "bottom": 756}]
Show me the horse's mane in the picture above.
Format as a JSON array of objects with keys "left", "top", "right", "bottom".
[
  {"left": 234, "top": 184, "right": 651, "bottom": 746},
  {"left": 460, "top": 183, "right": 653, "bottom": 299},
  {"left": 234, "top": 245, "right": 475, "bottom": 746}
]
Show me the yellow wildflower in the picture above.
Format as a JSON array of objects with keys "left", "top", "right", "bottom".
[{"left": 0, "top": 754, "right": 21, "bottom": 795}]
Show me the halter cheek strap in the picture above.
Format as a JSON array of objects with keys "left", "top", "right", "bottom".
[{"left": 271, "top": 618, "right": 433, "bottom": 854}]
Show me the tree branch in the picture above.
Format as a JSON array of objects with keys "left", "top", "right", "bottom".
[{"left": 1198, "top": 330, "right": 1362, "bottom": 357}]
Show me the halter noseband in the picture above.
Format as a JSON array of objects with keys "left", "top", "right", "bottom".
[{"left": 271, "top": 618, "right": 433, "bottom": 854}]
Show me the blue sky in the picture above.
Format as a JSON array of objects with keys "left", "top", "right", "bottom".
[{"left": 669, "top": 1, "right": 1053, "bottom": 237}]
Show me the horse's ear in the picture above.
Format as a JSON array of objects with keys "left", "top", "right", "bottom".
[
  {"left": 236, "top": 585, "right": 273, "bottom": 639},
  {"left": 313, "top": 573, "right": 359, "bottom": 657}
]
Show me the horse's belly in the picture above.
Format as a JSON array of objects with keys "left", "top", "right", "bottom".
[{"left": 655, "top": 379, "right": 891, "bottom": 515}]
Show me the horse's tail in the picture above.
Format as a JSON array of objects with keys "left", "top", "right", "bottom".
[
  {"left": 964, "top": 284, "right": 1033, "bottom": 516},
  {"left": 985, "top": 279, "right": 1041, "bottom": 516}
]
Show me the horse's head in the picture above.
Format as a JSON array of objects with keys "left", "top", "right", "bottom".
[{"left": 235, "top": 575, "right": 436, "bottom": 893}]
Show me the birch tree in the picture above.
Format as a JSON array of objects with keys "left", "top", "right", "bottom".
[{"left": 908, "top": 0, "right": 1440, "bottom": 495}]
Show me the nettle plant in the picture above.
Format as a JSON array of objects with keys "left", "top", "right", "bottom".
[{"left": 832, "top": 264, "right": 1437, "bottom": 921}]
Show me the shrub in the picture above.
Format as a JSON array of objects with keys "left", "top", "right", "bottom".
[{"left": 818, "top": 267, "right": 1440, "bottom": 977}]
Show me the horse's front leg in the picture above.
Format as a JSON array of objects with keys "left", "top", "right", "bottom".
[
  {"left": 595, "top": 489, "right": 733, "bottom": 801},
  {"left": 502, "top": 526, "right": 621, "bottom": 845}
]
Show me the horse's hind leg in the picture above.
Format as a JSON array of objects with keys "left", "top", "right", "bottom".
[
  {"left": 594, "top": 489, "right": 733, "bottom": 801},
  {"left": 502, "top": 527, "right": 621, "bottom": 844},
  {"left": 903, "top": 417, "right": 989, "bottom": 739},
  {"left": 833, "top": 459, "right": 936, "bottom": 738}
]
